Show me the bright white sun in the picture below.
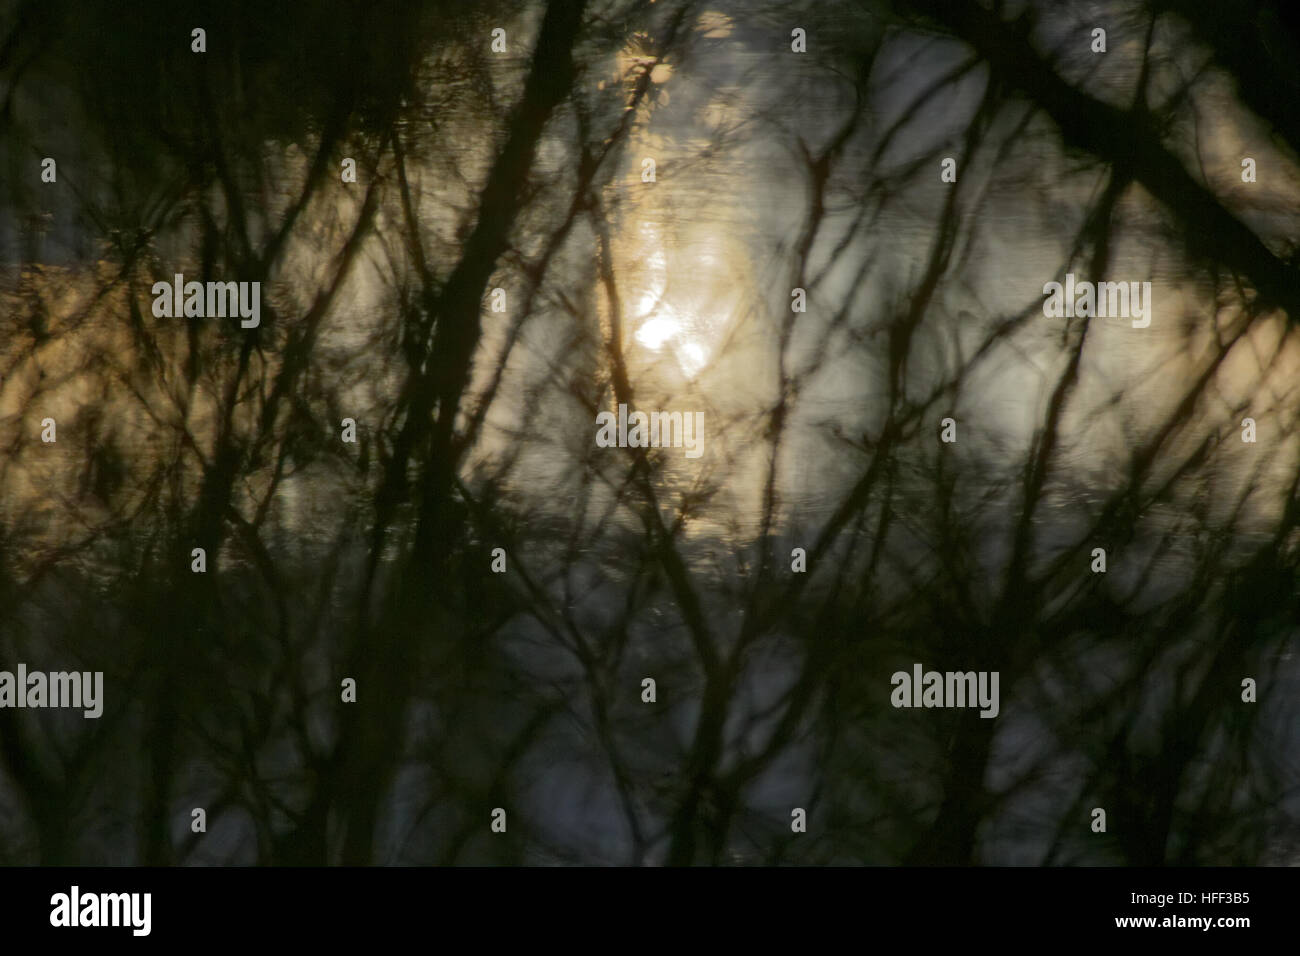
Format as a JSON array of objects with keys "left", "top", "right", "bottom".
[
  {"left": 635, "top": 313, "right": 681, "bottom": 351},
  {"left": 628, "top": 224, "right": 729, "bottom": 379}
]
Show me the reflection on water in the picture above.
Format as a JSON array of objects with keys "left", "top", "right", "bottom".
[{"left": 0, "top": 0, "right": 1297, "bottom": 865}]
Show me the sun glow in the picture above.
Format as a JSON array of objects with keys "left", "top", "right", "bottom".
[{"left": 625, "top": 220, "right": 742, "bottom": 379}]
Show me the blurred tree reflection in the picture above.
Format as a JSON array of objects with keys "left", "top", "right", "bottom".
[{"left": 0, "top": 0, "right": 1296, "bottom": 865}]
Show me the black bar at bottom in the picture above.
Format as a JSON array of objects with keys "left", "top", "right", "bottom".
[{"left": 0, "top": 866, "right": 1285, "bottom": 942}]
